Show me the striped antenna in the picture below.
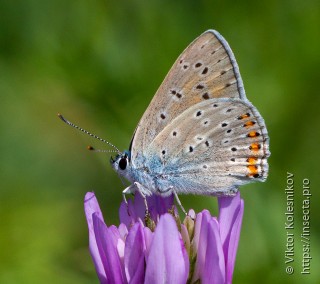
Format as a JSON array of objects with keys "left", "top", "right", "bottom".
[
  {"left": 87, "top": 145, "right": 119, "bottom": 153},
  {"left": 58, "top": 113, "right": 121, "bottom": 154}
]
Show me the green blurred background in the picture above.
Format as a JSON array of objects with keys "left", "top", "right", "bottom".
[{"left": 1, "top": 0, "right": 319, "bottom": 283}]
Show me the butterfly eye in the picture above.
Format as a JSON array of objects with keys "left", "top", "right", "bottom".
[{"left": 119, "top": 157, "right": 127, "bottom": 170}]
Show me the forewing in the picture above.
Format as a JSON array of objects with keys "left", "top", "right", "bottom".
[
  {"left": 131, "top": 30, "right": 246, "bottom": 164},
  {"left": 145, "top": 98, "right": 270, "bottom": 195}
]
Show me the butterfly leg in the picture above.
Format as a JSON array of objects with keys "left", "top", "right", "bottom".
[
  {"left": 173, "top": 190, "right": 187, "bottom": 216},
  {"left": 122, "top": 184, "right": 136, "bottom": 205},
  {"left": 122, "top": 182, "right": 150, "bottom": 218},
  {"left": 133, "top": 182, "right": 150, "bottom": 215},
  {"left": 122, "top": 184, "right": 137, "bottom": 216},
  {"left": 133, "top": 182, "right": 154, "bottom": 226}
]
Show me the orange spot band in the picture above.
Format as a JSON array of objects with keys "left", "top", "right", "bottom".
[
  {"left": 247, "top": 165, "right": 259, "bottom": 177},
  {"left": 247, "top": 157, "right": 258, "bottom": 165},
  {"left": 248, "top": 165, "right": 258, "bottom": 173},
  {"left": 238, "top": 113, "right": 251, "bottom": 120},
  {"left": 249, "top": 143, "right": 261, "bottom": 152},
  {"left": 244, "top": 121, "right": 255, "bottom": 128},
  {"left": 248, "top": 131, "right": 260, "bottom": 138}
]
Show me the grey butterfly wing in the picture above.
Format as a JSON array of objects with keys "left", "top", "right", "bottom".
[
  {"left": 144, "top": 98, "right": 270, "bottom": 195},
  {"left": 131, "top": 30, "right": 246, "bottom": 164}
]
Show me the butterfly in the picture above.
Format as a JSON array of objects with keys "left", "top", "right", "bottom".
[
  {"left": 110, "top": 30, "right": 270, "bottom": 207},
  {"left": 59, "top": 30, "right": 270, "bottom": 213}
]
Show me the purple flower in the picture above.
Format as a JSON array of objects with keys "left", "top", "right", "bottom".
[{"left": 84, "top": 191, "right": 244, "bottom": 284}]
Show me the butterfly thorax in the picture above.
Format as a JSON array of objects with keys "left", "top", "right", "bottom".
[{"left": 111, "top": 151, "right": 174, "bottom": 196}]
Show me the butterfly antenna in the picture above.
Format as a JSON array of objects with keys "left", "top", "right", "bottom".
[
  {"left": 87, "top": 145, "right": 119, "bottom": 153},
  {"left": 58, "top": 113, "right": 121, "bottom": 154}
]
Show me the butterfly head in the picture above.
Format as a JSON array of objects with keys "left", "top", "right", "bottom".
[{"left": 110, "top": 150, "right": 133, "bottom": 181}]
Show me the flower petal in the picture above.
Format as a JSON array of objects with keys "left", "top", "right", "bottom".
[
  {"left": 84, "top": 192, "right": 107, "bottom": 283},
  {"left": 188, "top": 209, "right": 196, "bottom": 220},
  {"left": 118, "top": 223, "right": 128, "bottom": 241},
  {"left": 145, "top": 214, "right": 189, "bottom": 284},
  {"left": 218, "top": 192, "right": 244, "bottom": 284},
  {"left": 192, "top": 211, "right": 225, "bottom": 283},
  {"left": 180, "top": 223, "right": 190, "bottom": 256},
  {"left": 202, "top": 216, "right": 225, "bottom": 284},
  {"left": 93, "top": 213, "right": 126, "bottom": 284},
  {"left": 192, "top": 211, "right": 204, "bottom": 257},
  {"left": 109, "top": 225, "right": 126, "bottom": 273},
  {"left": 119, "top": 193, "right": 148, "bottom": 227},
  {"left": 133, "top": 192, "right": 148, "bottom": 221},
  {"left": 147, "top": 194, "right": 175, "bottom": 220},
  {"left": 143, "top": 227, "right": 153, "bottom": 262},
  {"left": 119, "top": 200, "right": 134, "bottom": 228},
  {"left": 218, "top": 192, "right": 241, "bottom": 245},
  {"left": 124, "top": 222, "right": 146, "bottom": 284},
  {"left": 225, "top": 200, "right": 243, "bottom": 283}
]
